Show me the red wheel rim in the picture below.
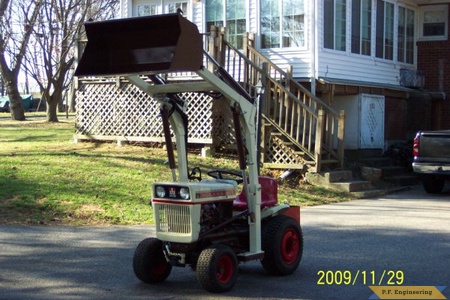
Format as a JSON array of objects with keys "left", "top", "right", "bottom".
[
  {"left": 216, "top": 255, "right": 233, "bottom": 283},
  {"left": 280, "top": 228, "right": 300, "bottom": 264}
]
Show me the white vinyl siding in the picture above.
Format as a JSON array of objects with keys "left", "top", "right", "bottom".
[
  {"left": 318, "top": 51, "right": 403, "bottom": 84},
  {"left": 260, "top": 49, "right": 313, "bottom": 78}
]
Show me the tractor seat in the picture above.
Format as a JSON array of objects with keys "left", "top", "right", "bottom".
[{"left": 233, "top": 177, "right": 278, "bottom": 211}]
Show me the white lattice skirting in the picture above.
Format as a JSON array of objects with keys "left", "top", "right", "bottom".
[{"left": 74, "top": 79, "right": 227, "bottom": 145}]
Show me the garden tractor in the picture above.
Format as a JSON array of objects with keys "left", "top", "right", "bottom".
[{"left": 75, "top": 13, "right": 303, "bottom": 293}]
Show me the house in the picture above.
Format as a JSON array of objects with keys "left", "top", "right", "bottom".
[
  {"left": 74, "top": 0, "right": 449, "bottom": 173},
  {"left": 119, "top": 0, "right": 449, "bottom": 151}
]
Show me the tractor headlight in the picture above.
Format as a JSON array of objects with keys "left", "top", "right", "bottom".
[
  {"left": 155, "top": 186, "right": 166, "bottom": 198},
  {"left": 179, "top": 187, "right": 190, "bottom": 200}
]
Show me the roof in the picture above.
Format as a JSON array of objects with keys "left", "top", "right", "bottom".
[
  {"left": 317, "top": 77, "right": 419, "bottom": 93},
  {"left": 317, "top": 77, "right": 447, "bottom": 100}
]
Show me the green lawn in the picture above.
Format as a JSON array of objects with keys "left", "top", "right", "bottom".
[{"left": 0, "top": 113, "right": 354, "bottom": 225}]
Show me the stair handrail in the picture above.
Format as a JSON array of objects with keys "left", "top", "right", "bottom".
[
  {"left": 206, "top": 28, "right": 344, "bottom": 171},
  {"left": 245, "top": 44, "right": 338, "bottom": 116}
]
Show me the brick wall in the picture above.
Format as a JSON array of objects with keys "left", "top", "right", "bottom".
[
  {"left": 385, "top": 96, "right": 409, "bottom": 140},
  {"left": 416, "top": 4, "right": 450, "bottom": 129}
]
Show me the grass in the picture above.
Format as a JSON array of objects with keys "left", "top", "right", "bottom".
[{"left": 0, "top": 112, "right": 355, "bottom": 225}]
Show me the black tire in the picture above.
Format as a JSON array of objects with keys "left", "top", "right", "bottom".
[
  {"left": 196, "top": 245, "right": 238, "bottom": 293},
  {"left": 261, "top": 215, "right": 303, "bottom": 276},
  {"left": 133, "top": 238, "right": 172, "bottom": 283},
  {"left": 422, "top": 175, "right": 444, "bottom": 194}
]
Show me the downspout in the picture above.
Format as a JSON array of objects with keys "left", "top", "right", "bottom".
[{"left": 311, "top": 0, "right": 318, "bottom": 96}]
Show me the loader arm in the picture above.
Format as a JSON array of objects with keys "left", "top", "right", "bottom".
[{"left": 75, "top": 13, "right": 263, "bottom": 257}]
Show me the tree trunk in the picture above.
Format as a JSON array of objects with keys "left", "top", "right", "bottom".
[
  {"left": 46, "top": 95, "right": 59, "bottom": 122},
  {"left": 5, "top": 76, "right": 25, "bottom": 121}
]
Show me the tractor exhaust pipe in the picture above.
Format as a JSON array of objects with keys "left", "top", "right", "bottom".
[{"left": 75, "top": 13, "right": 203, "bottom": 77}]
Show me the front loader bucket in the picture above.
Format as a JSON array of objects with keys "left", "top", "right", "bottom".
[{"left": 75, "top": 13, "right": 203, "bottom": 77}]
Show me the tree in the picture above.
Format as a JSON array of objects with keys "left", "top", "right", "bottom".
[
  {"left": 0, "top": 0, "right": 42, "bottom": 120},
  {"left": 24, "top": 0, "right": 118, "bottom": 122}
]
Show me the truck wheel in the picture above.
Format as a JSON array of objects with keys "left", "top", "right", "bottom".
[
  {"left": 422, "top": 176, "right": 444, "bottom": 194},
  {"left": 196, "top": 245, "right": 238, "bottom": 293},
  {"left": 133, "top": 238, "right": 172, "bottom": 283},
  {"left": 261, "top": 215, "right": 303, "bottom": 276}
]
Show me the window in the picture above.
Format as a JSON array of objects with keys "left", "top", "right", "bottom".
[
  {"left": 351, "top": 0, "right": 372, "bottom": 55},
  {"left": 261, "top": 0, "right": 305, "bottom": 49},
  {"left": 324, "top": 0, "right": 347, "bottom": 51},
  {"left": 136, "top": 1, "right": 188, "bottom": 18},
  {"left": 261, "top": 1, "right": 279, "bottom": 48},
  {"left": 375, "top": 0, "right": 394, "bottom": 60},
  {"left": 325, "top": 0, "right": 417, "bottom": 63},
  {"left": 206, "top": 0, "right": 224, "bottom": 30},
  {"left": 137, "top": 4, "right": 158, "bottom": 16},
  {"left": 398, "top": 6, "right": 414, "bottom": 64},
  {"left": 165, "top": 1, "right": 188, "bottom": 15},
  {"left": 205, "top": 0, "right": 245, "bottom": 48},
  {"left": 226, "top": 0, "right": 246, "bottom": 48},
  {"left": 419, "top": 5, "right": 448, "bottom": 40}
]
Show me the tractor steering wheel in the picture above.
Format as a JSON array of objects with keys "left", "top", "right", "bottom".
[{"left": 207, "top": 170, "right": 244, "bottom": 184}]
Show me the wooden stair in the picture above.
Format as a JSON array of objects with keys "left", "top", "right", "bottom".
[
  {"left": 305, "top": 171, "right": 373, "bottom": 193},
  {"left": 206, "top": 27, "right": 344, "bottom": 173}
]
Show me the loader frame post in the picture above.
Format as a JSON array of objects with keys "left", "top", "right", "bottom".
[
  {"left": 196, "top": 69, "right": 262, "bottom": 257},
  {"left": 161, "top": 104, "right": 177, "bottom": 181},
  {"left": 127, "top": 75, "right": 189, "bottom": 182}
]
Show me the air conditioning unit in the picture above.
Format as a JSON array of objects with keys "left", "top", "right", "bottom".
[{"left": 400, "top": 69, "right": 425, "bottom": 88}]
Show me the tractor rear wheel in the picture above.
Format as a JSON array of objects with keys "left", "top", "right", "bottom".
[
  {"left": 133, "top": 238, "right": 172, "bottom": 283},
  {"left": 196, "top": 245, "right": 238, "bottom": 293},
  {"left": 261, "top": 215, "right": 303, "bottom": 275}
]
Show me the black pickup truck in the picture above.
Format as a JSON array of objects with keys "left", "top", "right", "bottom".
[{"left": 413, "top": 130, "right": 450, "bottom": 194}]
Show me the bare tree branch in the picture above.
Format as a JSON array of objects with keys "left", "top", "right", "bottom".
[
  {"left": 0, "top": 0, "right": 42, "bottom": 120},
  {"left": 23, "top": 0, "right": 118, "bottom": 122}
]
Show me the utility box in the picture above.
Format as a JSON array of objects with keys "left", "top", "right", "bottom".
[{"left": 333, "top": 94, "right": 385, "bottom": 150}]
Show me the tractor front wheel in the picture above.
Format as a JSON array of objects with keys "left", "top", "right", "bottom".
[
  {"left": 133, "top": 238, "right": 172, "bottom": 283},
  {"left": 196, "top": 245, "right": 238, "bottom": 293},
  {"left": 261, "top": 215, "right": 303, "bottom": 275}
]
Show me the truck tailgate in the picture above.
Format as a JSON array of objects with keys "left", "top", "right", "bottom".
[{"left": 420, "top": 130, "right": 450, "bottom": 160}]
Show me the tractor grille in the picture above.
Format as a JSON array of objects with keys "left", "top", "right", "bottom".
[{"left": 156, "top": 204, "right": 191, "bottom": 234}]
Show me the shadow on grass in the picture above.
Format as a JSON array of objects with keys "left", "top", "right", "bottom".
[
  {"left": 3, "top": 134, "right": 60, "bottom": 143},
  {"left": 0, "top": 174, "right": 67, "bottom": 225}
]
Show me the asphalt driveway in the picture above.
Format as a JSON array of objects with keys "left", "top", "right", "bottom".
[{"left": 0, "top": 185, "right": 449, "bottom": 300}]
